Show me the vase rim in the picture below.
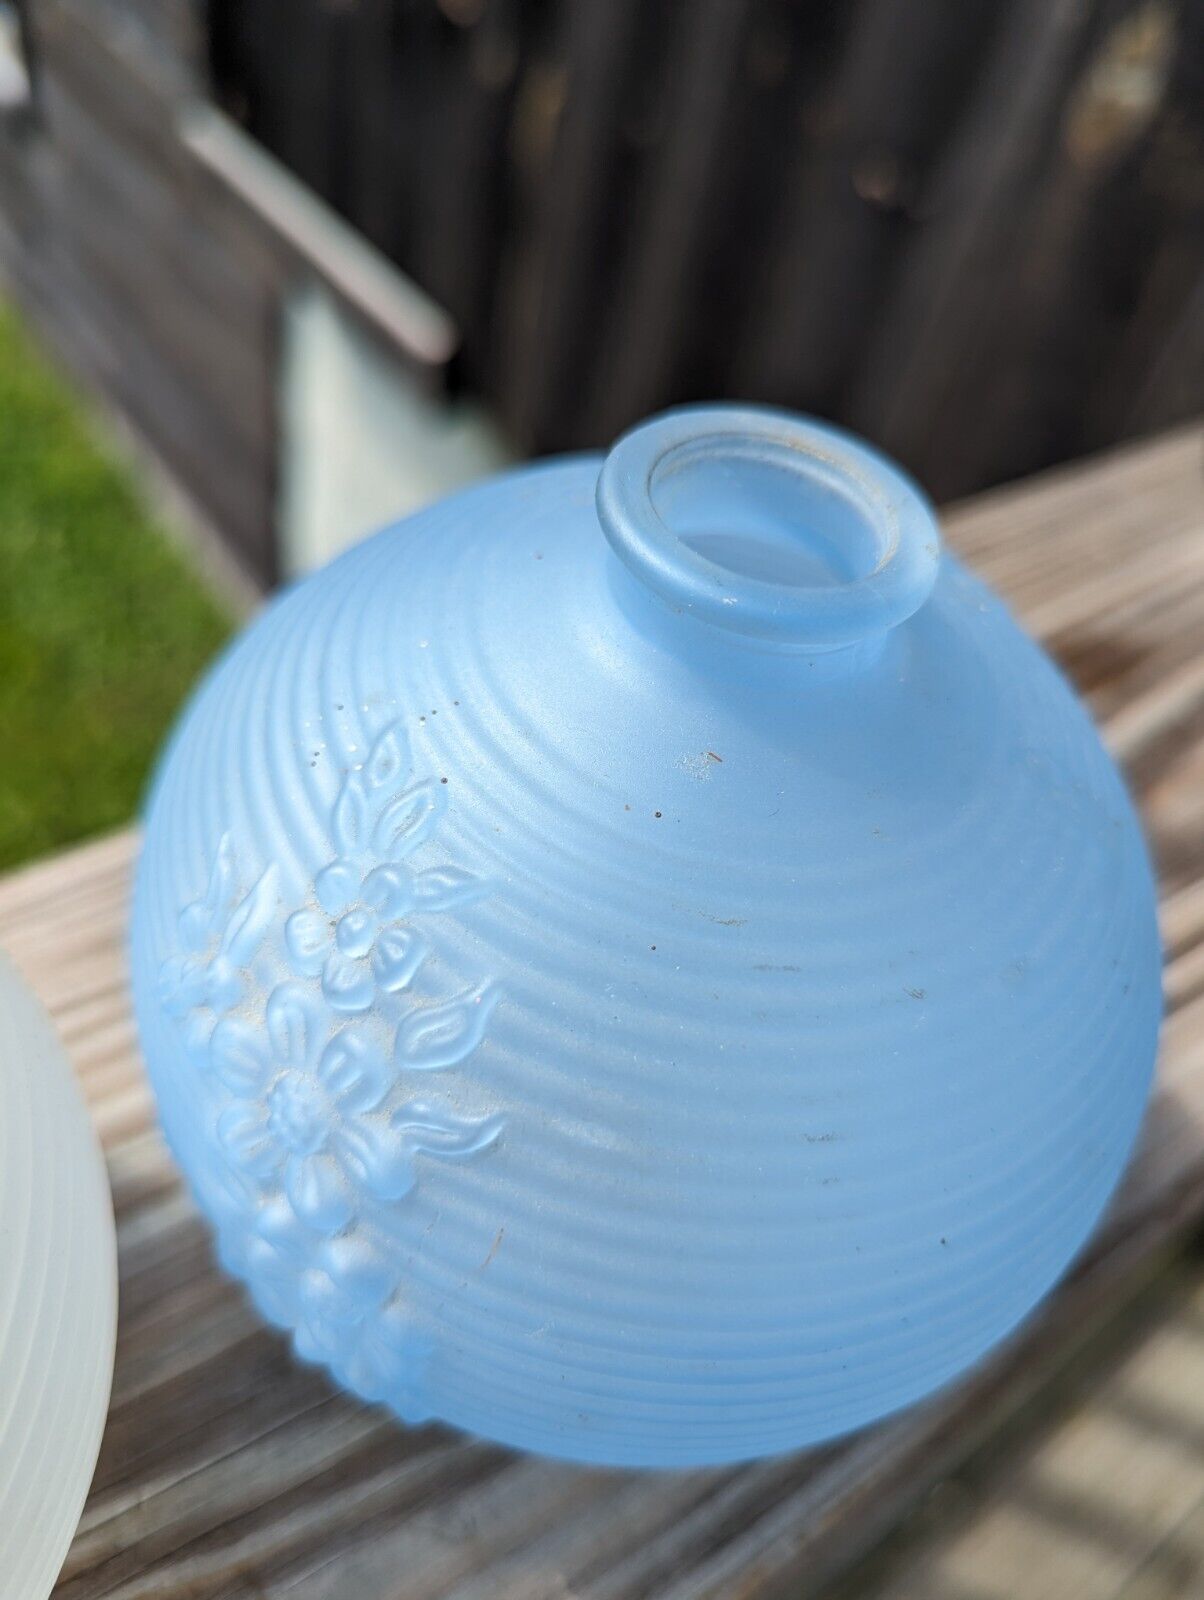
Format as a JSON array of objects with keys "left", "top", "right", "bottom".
[{"left": 595, "top": 404, "right": 941, "bottom": 653}]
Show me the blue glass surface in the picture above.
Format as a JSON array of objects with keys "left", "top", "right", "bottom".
[{"left": 131, "top": 406, "right": 1161, "bottom": 1466}]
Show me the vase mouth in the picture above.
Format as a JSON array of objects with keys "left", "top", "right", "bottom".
[{"left": 595, "top": 405, "right": 941, "bottom": 652}]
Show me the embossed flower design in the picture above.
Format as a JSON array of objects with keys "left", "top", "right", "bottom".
[
  {"left": 337, "top": 1295, "right": 434, "bottom": 1420},
  {"left": 159, "top": 832, "right": 278, "bottom": 1047},
  {"left": 212, "top": 981, "right": 405, "bottom": 1230},
  {"left": 157, "top": 717, "right": 506, "bottom": 1415},
  {"left": 283, "top": 724, "right": 483, "bottom": 1013},
  {"left": 285, "top": 862, "right": 429, "bottom": 1014},
  {"left": 212, "top": 980, "right": 502, "bottom": 1236},
  {"left": 226, "top": 1216, "right": 394, "bottom": 1351}
]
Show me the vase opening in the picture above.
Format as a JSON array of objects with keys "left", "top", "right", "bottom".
[
  {"left": 649, "top": 434, "right": 884, "bottom": 591},
  {"left": 596, "top": 405, "right": 942, "bottom": 654}
]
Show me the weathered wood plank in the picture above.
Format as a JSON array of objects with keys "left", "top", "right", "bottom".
[
  {"left": 0, "top": 424, "right": 1199, "bottom": 1596},
  {"left": 841, "top": 1262, "right": 1204, "bottom": 1600}
]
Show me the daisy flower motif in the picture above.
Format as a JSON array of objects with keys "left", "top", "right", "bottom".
[
  {"left": 283, "top": 722, "right": 484, "bottom": 1014},
  {"left": 211, "top": 981, "right": 503, "bottom": 1237}
]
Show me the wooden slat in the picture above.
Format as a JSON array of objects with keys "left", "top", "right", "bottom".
[
  {"left": 0, "top": 424, "right": 1200, "bottom": 1597},
  {"left": 838, "top": 1260, "right": 1204, "bottom": 1600}
]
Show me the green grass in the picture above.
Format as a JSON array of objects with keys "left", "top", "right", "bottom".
[{"left": 0, "top": 304, "right": 231, "bottom": 870}]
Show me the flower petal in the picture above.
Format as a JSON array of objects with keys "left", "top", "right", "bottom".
[
  {"left": 293, "top": 1318, "right": 328, "bottom": 1364},
  {"left": 320, "top": 1229, "right": 394, "bottom": 1308},
  {"left": 335, "top": 1118, "right": 416, "bottom": 1202},
  {"left": 205, "top": 957, "right": 243, "bottom": 1015},
  {"left": 394, "top": 984, "right": 499, "bottom": 1072},
  {"left": 319, "top": 1030, "right": 389, "bottom": 1115},
  {"left": 336, "top": 906, "right": 376, "bottom": 960},
  {"left": 237, "top": 1233, "right": 299, "bottom": 1325},
  {"left": 347, "top": 1298, "right": 432, "bottom": 1409},
  {"left": 299, "top": 1264, "right": 362, "bottom": 1326},
  {"left": 372, "top": 781, "right": 445, "bottom": 861},
  {"left": 285, "top": 909, "right": 330, "bottom": 976},
  {"left": 315, "top": 858, "right": 360, "bottom": 917},
  {"left": 255, "top": 1190, "right": 311, "bottom": 1253},
  {"left": 248, "top": 1273, "right": 296, "bottom": 1331},
  {"left": 285, "top": 1151, "right": 355, "bottom": 1233},
  {"left": 209, "top": 1016, "right": 269, "bottom": 1095},
  {"left": 295, "top": 1270, "right": 359, "bottom": 1361},
  {"left": 322, "top": 951, "right": 375, "bottom": 1014},
  {"left": 217, "top": 1102, "right": 278, "bottom": 1178},
  {"left": 360, "top": 864, "right": 413, "bottom": 920},
  {"left": 159, "top": 955, "right": 208, "bottom": 1015},
  {"left": 372, "top": 925, "right": 427, "bottom": 994},
  {"left": 182, "top": 1010, "right": 215, "bottom": 1064},
  {"left": 267, "top": 980, "right": 321, "bottom": 1068}
]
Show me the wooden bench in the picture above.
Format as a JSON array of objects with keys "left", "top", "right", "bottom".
[{"left": 3, "top": 422, "right": 1203, "bottom": 1599}]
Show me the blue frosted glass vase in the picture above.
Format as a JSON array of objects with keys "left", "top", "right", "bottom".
[{"left": 131, "top": 405, "right": 1161, "bottom": 1467}]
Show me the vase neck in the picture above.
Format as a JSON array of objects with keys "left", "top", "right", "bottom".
[{"left": 595, "top": 406, "right": 940, "bottom": 662}]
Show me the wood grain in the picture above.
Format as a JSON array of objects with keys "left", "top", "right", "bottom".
[
  {"left": 835, "top": 1253, "right": 1204, "bottom": 1600},
  {"left": 1, "top": 423, "right": 1202, "bottom": 1597}
]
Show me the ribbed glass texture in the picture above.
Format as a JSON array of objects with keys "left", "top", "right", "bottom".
[
  {"left": 0, "top": 959, "right": 116, "bottom": 1594},
  {"left": 131, "top": 407, "right": 1160, "bottom": 1466}
]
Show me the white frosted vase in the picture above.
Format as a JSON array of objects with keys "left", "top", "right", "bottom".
[{"left": 0, "top": 955, "right": 117, "bottom": 1597}]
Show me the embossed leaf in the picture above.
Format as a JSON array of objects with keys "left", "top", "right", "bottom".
[
  {"left": 220, "top": 863, "right": 279, "bottom": 965},
  {"left": 394, "top": 984, "right": 499, "bottom": 1072},
  {"left": 411, "top": 866, "right": 487, "bottom": 912},
  {"left": 372, "top": 925, "right": 427, "bottom": 994},
  {"left": 322, "top": 951, "right": 375, "bottom": 1014},
  {"left": 285, "top": 909, "right": 330, "bottom": 976},
  {"left": 332, "top": 772, "right": 369, "bottom": 855},
  {"left": 372, "top": 782, "right": 444, "bottom": 861},
  {"left": 319, "top": 1030, "right": 389, "bottom": 1115},
  {"left": 285, "top": 1151, "right": 355, "bottom": 1233},
  {"left": 364, "top": 723, "right": 409, "bottom": 794},
  {"left": 315, "top": 859, "right": 359, "bottom": 916},
  {"left": 267, "top": 980, "right": 319, "bottom": 1068},
  {"left": 201, "top": 833, "right": 236, "bottom": 922},
  {"left": 209, "top": 1016, "right": 268, "bottom": 1095},
  {"left": 216, "top": 1103, "right": 277, "bottom": 1178},
  {"left": 395, "top": 1103, "right": 504, "bottom": 1162}
]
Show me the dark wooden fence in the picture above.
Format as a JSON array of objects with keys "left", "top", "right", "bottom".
[
  {"left": 209, "top": 0, "right": 1204, "bottom": 501},
  {"left": 0, "top": 0, "right": 455, "bottom": 588}
]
